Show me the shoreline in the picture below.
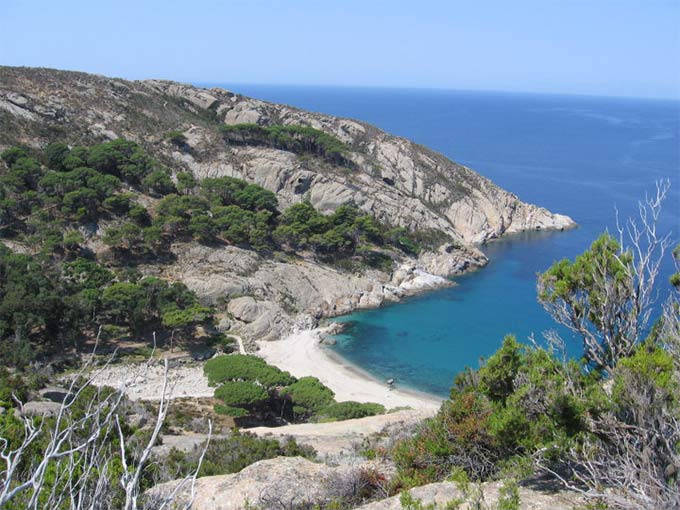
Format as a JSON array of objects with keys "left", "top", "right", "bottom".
[{"left": 257, "top": 328, "right": 443, "bottom": 411}]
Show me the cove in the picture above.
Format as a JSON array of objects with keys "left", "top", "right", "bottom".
[{"left": 216, "top": 83, "right": 680, "bottom": 396}]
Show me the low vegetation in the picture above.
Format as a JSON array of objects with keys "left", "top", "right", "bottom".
[
  {"left": 2, "top": 134, "right": 677, "bottom": 510},
  {"left": 391, "top": 192, "right": 680, "bottom": 510},
  {"left": 220, "top": 123, "right": 353, "bottom": 167},
  {"left": 0, "top": 139, "right": 429, "bottom": 368},
  {"left": 204, "top": 354, "right": 386, "bottom": 424},
  {"left": 147, "top": 430, "right": 316, "bottom": 484}
]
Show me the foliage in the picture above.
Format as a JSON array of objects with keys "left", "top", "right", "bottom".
[
  {"left": 204, "top": 355, "right": 386, "bottom": 424},
  {"left": 0, "top": 241, "right": 214, "bottom": 366},
  {"left": 274, "top": 201, "right": 418, "bottom": 263},
  {"left": 538, "top": 233, "right": 638, "bottom": 369},
  {"left": 164, "top": 130, "right": 187, "bottom": 146},
  {"left": 393, "top": 335, "right": 600, "bottom": 487},
  {"left": 176, "top": 171, "right": 197, "bottom": 195},
  {"left": 214, "top": 381, "right": 270, "bottom": 414},
  {"left": 142, "top": 169, "right": 176, "bottom": 196},
  {"left": 317, "top": 401, "right": 386, "bottom": 421},
  {"left": 220, "top": 123, "right": 353, "bottom": 167},
  {"left": 149, "top": 430, "right": 315, "bottom": 484},
  {"left": 396, "top": 189, "right": 679, "bottom": 510},
  {"left": 281, "top": 376, "right": 335, "bottom": 420},
  {"left": 0, "top": 356, "right": 208, "bottom": 510},
  {"left": 203, "top": 354, "right": 294, "bottom": 388},
  {"left": 0, "top": 245, "right": 63, "bottom": 366},
  {"left": 0, "top": 368, "right": 29, "bottom": 407}
]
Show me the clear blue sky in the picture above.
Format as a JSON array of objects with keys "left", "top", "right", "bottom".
[{"left": 2, "top": 0, "right": 679, "bottom": 99}]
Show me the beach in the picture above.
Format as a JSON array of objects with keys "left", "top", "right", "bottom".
[
  {"left": 257, "top": 328, "right": 443, "bottom": 411},
  {"left": 87, "top": 328, "right": 443, "bottom": 411}
]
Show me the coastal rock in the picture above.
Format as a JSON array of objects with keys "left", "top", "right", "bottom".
[
  {"left": 0, "top": 66, "right": 575, "bottom": 247},
  {"left": 417, "top": 244, "right": 488, "bottom": 277},
  {"left": 148, "top": 457, "right": 579, "bottom": 510},
  {"left": 0, "top": 66, "right": 576, "bottom": 344},
  {"left": 216, "top": 317, "right": 232, "bottom": 332},
  {"left": 240, "top": 301, "right": 291, "bottom": 342},
  {"left": 147, "top": 239, "right": 488, "bottom": 344}
]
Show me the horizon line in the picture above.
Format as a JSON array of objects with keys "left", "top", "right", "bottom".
[
  {"left": 198, "top": 80, "right": 680, "bottom": 104},
  {"left": 2, "top": 64, "right": 677, "bottom": 103}
]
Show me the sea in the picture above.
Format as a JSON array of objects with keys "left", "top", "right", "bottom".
[{"left": 213, "top": 83, "right": 680, "bottom": 397}]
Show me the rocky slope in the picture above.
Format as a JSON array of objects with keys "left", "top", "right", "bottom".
[
  {"left": 149, "top": 456, "right": 581, "bottom": 510},
  {"left": 0, "top": 66, "right": 573, "bottom": 242},
  {"left": 0, "top": 66, "right": 574, "bottom": 343}
]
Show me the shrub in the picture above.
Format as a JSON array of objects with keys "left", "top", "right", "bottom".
[
  {"left": 281, "top": 376, "right": 335, "bottom": 419},
  {"left": 149, "top": 431, "right": 316, "bottom": 483},
  {"left": 1, "top": 146, "right": 29, "bottom": 167},
  {"left": 477, "top": 335, "right": 522, "bottom": 404},
  {"left": 164, "top": 130, "right": 187, "bottom": 146},
  {"left": 220, "top": 123, "right": 353, "bottom": 167},
  {"left": 143, "top": 169, "right": 176, "bottom": 196},
  {"left": 393, "top": 391, "right": 498, "bottom": 487},
  {"left": 317, "top": 401, "right": 385, "bottom": 421},
  {"left": 176, "top": 171, "right": 196, "bottom": 194},
  {"left": 213, "top": 381, "right": 269, "bottom": 416},
  {"left": 203, "top": 354, "right": 294, "bottom": 388}
]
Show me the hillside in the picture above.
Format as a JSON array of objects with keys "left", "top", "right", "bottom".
[
  {"left": 0, "top": 67, "right": 573, "bottom": 240},
  {"left": 0, "top": 66, "right": 574, "bottom": 346},
  {"left": 2, "top": 67, "right": 678, "bottom": 510}
]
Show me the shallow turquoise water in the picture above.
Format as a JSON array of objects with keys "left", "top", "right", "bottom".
[{"left": 214, "top": 84, "right": 680, "bottom": 396}]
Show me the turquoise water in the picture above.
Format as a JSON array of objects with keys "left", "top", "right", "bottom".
[{"left": 215, "top": 84, "right": 680, "bottom": 396}]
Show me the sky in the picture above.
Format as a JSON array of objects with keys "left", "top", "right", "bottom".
[{"left": 1, "top": 0, "right": 679, "bottom": 100}]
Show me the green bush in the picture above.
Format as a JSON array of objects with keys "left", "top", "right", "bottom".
[
  {"left": 477, "top": 335, "right": 522, "bottom": 404},
  {"left": 143, "top": 169, "right": 176, "bottom": 196},
  {"left": 281, "top": 376, "right": 335, "bottom": 419},
  {"left": 220, "top": 123, "right": 352, "bottom": 167},
  {"left": 0, "top": 368, "right": 29, "bottom": 407},
  {"left": 393, "top": 390, "right": 498, "bottom": 487},
  {"left": 164, "top": 130, "right": 187, "bottom": 146},
  {"left": 149, "top": 430, "right": 316, "bottom": 483},
  {"left": 317, "top": 401, "right": 386, "bottom": 421},
  {"left": 203, "top": 354, "right": 294, "bottom": 388},
  {"left": 214, "top": 381, "right": 269, "bottom": 416}
]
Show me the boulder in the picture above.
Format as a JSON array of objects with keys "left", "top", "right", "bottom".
[
  {"left": 146, "top": 456, "right": 361, "bottom": 510},
  {"left": 240, "top": 301, "right": 291, "bottom": 342},
  {"left": 217, "top": 317, "right": 232, "bottom": 332},
  {"left": 20, "top": 401, "right": 62, "bottom": 417},
  {"left": 356, "top": 480, "right": 581, "bottom": 510},
  {"left": 227, "top": 297, "right": 260, "bottom": 323}
]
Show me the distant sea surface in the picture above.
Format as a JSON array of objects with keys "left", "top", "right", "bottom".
[{"left": 212, "top": 83, "right": 680, "bottom": 397}]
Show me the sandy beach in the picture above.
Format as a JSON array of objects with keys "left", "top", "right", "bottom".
[
  {"left": 88, "top": 328, "right": 443, "bottom": 411},
  {"left": 257, "top": 328, "right": 443, "bottom": 411}
]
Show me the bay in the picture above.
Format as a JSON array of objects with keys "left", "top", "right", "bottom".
[{"left": 213, "top": 83, "right": 680, "bottom": 396}]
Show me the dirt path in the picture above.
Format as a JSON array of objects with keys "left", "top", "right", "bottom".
[{"left": 247, "top": 409, "right": 433, "bottom": 458}]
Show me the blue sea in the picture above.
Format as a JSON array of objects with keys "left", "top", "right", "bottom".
[{"left": 215, "top": 84, "right": 680, "bottom": 397}]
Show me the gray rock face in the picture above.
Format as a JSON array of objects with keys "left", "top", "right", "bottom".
[
  {"left": 0, "top": 66, "right": 575, "bottom": 343},
  {"left": 0, "top": 66, "right": 574, "bottom": 248},
  {"left": 146, "top": 456, "right": 365, "bottom": 510},
  {"left": 20, "top": 401, "right": 62, "bottom": 417},
  {"left": 356, "top": 480, "right": 581, "bottom": 510},
  {"left": 227, "top": 297, "right": 261, "bottom": 322},
  {"left": 148, "top": 456, "right": 580, "bottom": 510},
  {"left": 145, "top": 242, "right": 485, "bottom": 344}
]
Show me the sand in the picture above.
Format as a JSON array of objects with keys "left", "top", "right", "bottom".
[
  {"left": 89, "top": 328, "right": 443, "bottom": 411},
  {"left": 257, "top": 328, "right": 443, "bottom": 411}
]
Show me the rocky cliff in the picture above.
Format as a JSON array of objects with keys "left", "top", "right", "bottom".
[{"left": 0, "top": 66, "right": 574, "bottom": 343}]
